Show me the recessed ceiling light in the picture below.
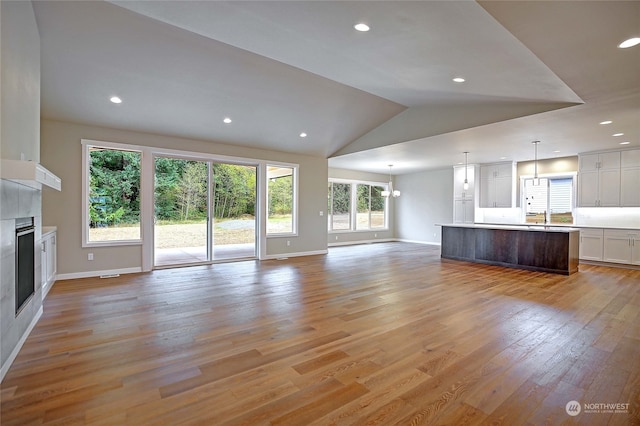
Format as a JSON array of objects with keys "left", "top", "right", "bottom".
[
  {"left": 110, "top": 96, "right": 122, "bottom": 104},
  {"left": 299, "top": 132, "right": 307, "bottom": 138},
  {"left": 618, "top": 37, "right": 640, "bottom": 48},
  {"left": 553, "top": 150, "right": 561, "bottom": 153},
  {"left": 500, "top": 156, "right": 507, "bottom": 160},
  {"left": 620, "top": 141, "right": 631, "bottom": 145},
  {"left": 453, "top": 77, "right": 465, "bottom": 83},
  {"left": 354, "top": 23, "right": 370, "bottom": 32},
  {"left": 599, "top": 120, "right": 612, "bottom": 125},
  {"left": 223, "top": 117, "right": 232, "bottom": 124},
  {"left": 613, "top": 133, "right": 624, "bottom": 137}
]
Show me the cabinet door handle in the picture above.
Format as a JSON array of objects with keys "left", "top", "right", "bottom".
[{"left": 42, "top": 241, "right": 46, "bottom": 252}]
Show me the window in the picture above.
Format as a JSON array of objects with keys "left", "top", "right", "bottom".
[
  {"left": 267, "top": 165, "right": 297, "bottom": 234},
  {"left": 356, "top": 184, "right": 385, "bottom": 230},
  {"left": 523, "top": 176, "right": 574, "bottom": 224},
  {"left": 328, "top": 180, "right": 388, "bottom": 231},
  {"left": 329, "top": 182, "right": 351, "bottom": 230},
  {"left": 83, "top": 143, "right": 142, "bottom": 245}
]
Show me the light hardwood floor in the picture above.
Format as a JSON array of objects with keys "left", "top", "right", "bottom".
[{"left": 1, "top": 242, "right": 639, "bottom": 425}]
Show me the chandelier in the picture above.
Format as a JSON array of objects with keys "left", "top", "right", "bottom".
[{"left": 381, "top": 165, "right": 401, "bottom": 198}]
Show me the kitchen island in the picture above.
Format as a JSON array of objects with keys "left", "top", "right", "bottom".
[{"left": 439, "top": 223, "right": 580, "bottom": 275}]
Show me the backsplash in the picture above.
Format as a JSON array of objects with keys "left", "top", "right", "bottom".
[
  {"left": 475, "top": 206, "right": 640, "bottom": 229},
  {"left": 574, "top": 207, "right": 640, "bottom": 228}
]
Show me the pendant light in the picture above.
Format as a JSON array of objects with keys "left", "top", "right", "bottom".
[
  {"left": 381, "top": 165, "right": 401, "bottom": 198},
  {"left": 532, "top": 140, "right": 540, "bottom": 186},
  {"left": 463, "top": 151, "right": 470, "bottom": 190}
]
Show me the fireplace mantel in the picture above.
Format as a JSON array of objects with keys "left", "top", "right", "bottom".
[{"left": 1, "top": 159, "right": 61, "bottom": 191}]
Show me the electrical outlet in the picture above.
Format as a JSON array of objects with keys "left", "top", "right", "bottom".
[
  {"left": 88, "top": 253, "right": 94, "bottom": 261},
  {"left": 287, "top": 240, "right": 291, "bottom": 246},
  {"left": 374, "top": 233, "right": 377, "bottom": 238},
  {"left": 319, "top": 210, "right": 323, "bottom": 216}
]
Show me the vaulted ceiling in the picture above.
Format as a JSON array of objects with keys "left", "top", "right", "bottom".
[{"left": 33, "top": 1, "right": 639, "bottom": 175}]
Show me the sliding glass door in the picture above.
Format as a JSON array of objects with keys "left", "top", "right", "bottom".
[
  {"left": 153, "top": 157, "right": 256, "bottom": 267},
  {"left": 154, "top": 158, "right": 209, "bottom": 266},
  {"left": 211, "top": 164, "right": 256, "bottom": 260}
]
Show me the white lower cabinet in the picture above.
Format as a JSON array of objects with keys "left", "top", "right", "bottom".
[
  {"left": 41, "top": 230, "right": 57, "bottom": 297},
  {"left": 454, "top": 199, "right": 474, "bottom": 224},
  {"left": 579, "top": 228, "right": 603, "bottom": 261},
  {"left": 603, "top": 229, "right": 640, "bottom": 265}
]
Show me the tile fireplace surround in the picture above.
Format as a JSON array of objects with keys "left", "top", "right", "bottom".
[{"left": 0, "top": 179, "right": 43, "bottom": 380}]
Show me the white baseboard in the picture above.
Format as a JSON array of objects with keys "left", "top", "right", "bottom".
[
  {"left": 56, "top": 267, "right": 143, "bottom": 281},
  {"left": 262, "top": 249, "right": 328, "bottom": 260},
  {"left": 396, "top": 238, "right": 441, "bottom": 246},
  {"left": 328, "top": 238, "right": 395, "bottom": 247},
  {"left": 1, "top": 306, "right": 43, "bottom": 383}
]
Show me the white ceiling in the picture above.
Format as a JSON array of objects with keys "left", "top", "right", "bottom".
[{"left": 33, "top": 1, "right": 639, "bottom": 175}]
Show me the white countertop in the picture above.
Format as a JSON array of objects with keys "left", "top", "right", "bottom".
[
  {"left": 478, "top": 222, "right": 640, "bottom": 231},
  {"left": 42, "top": 226, "right": 57, "bottom": 236},
  {"left": 438, "top": 223, "right": 580, "bottom": 233}
]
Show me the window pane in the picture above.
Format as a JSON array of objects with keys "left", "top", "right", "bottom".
[
  {"left": 356, "top": 184, "right": 370, "bottom": 230},
  {"left": 523, "top": 177, "right": 574, "bottom": 225},
  {"left": 370, "top": 185, "right": 385, "bottom": 229},
  {"left": 524, "top": 178, "right": 548, "bottom": 224},
  {"left": 89, "top": 147, "right": 141, "bottom": 241},
  {"left": 331, "top": 183, "right": 351, "bottom": 230},
  {"left": 267, "top": 166, "right": 294, "bottom": 234},
  {"left": 549, "top": 178, "right": 573, "bottom": 224}
]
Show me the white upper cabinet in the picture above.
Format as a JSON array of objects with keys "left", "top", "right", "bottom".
[
  {"left": 621, "top": 149, "right": 640, "bottom": 207},
  {"left": 479, "top": 162, "right": 515, "bottom": 208},
  {"left": 621, "top": 168, "right": 640, "bottom": 206},
  {"left": 620, "top": 149, "right": 640, "bottom": 168},
  {"left": 578, "top": 151, "right": 621, "bottom": 207},
  {"left": 579, "top": 151, "right": 620, "bottom": 171}
]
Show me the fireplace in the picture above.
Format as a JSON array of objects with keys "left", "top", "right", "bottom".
[{"left": 15, "top": 217, "right": 35, "bottom": 315}]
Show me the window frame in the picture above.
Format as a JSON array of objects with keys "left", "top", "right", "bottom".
[
  {"left": 266, "top": 163, "right": 299, "bottom": 237},
  {"left": 82, "top": 140, "right": 144, "bottom": 247},
  {"left": 520, "top": 172, "right": 577, "bottom": 225},
  {"left": 328, "top": 178, "right": 390, "bottom": 233},
  {"left": 328, "top": 181, "right": 352, "bottom": 232},
  {"left": 355, "top": 183, "right": 386, "bottom": 230}
]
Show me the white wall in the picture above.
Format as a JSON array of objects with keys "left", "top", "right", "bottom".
[
  {"left": 0, "top": 0, "right": 42, "bottom": 381},
  {"left": 395, "top": 168, "right": 453, "bottom": 244},
  {"left": 0, "top": 1, "right": 40, "bottom": 162},
  {"left": 41, "top": 119, "right": 328, "bottom": 277}
]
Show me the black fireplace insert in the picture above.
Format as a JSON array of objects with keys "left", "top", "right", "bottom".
[{"left": 15, "top": 217, "right": 35, "bottom": 315}]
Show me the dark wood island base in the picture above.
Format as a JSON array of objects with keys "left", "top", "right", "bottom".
[{"left": 440, "top": 224, "right": 580, "bottom": 275}]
